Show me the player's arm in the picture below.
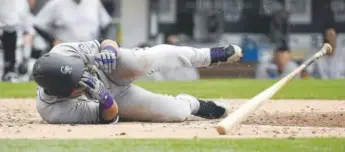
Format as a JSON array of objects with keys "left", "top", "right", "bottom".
[
  {"left": 93, "top": 39, "right": 120, "bottom": 73},
  {"left": 86, "top": 39, "right": 120, "bottom": 73},
  {"left": 78, "top": 72, "right": 119, "bottom": 123},
  {"left": 53, "top": 40, "right": 120, "bottom": 73},
  {"left": 100, "top": 39, "right": 120, "bottom": 53},
  {"left": 37, "top": 86, "right": 118, "bottom": 124},
  {"left": 99, "top": 99, "right": 119, "bottom": 123}
]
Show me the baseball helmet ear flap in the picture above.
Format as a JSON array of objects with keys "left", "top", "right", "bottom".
[{"left": 32, "top": 53, "right": 86, "bottom": 97}]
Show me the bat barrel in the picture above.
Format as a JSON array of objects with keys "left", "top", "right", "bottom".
[
  {"left": 216, "top": 76, "right": 291, "bottom": 134},
  {"left": 215, "top": 43, "right": 331, "bottom": 135}
]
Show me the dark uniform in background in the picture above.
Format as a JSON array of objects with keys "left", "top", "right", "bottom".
[{"left": 0, "top": 0, "right": 20, "bottom": 81}]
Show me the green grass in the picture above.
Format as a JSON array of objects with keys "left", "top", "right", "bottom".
[
  {"left": 0, "top": 138, "right": 344, "bottom": 152},
  {"left": 0, "top": 79, "right": 344, "bottom": 99}
]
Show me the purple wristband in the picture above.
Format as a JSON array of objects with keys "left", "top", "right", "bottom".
[
  {"left": 103, "top": 45, "right": 118, "bottom": 57},
  {"left": 101, "top": 91, "right": 114, "bottom": 110}
]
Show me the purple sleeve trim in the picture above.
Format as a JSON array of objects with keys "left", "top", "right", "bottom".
[
  {"left": 101, "top": 91, "right": 114, "bottom": 109},
  {"left": 103, "top": 45, "right": 118, "bottom": 57}
]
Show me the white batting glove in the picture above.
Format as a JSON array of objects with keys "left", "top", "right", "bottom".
[{"left": 94, "top": 47, "right": 118, "bottom": 73}]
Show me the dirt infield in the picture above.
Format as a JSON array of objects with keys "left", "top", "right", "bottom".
[{"left": 0, "top": 99, "right": 344, "bottom": 139}]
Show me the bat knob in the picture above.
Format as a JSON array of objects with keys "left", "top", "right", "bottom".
[{"left": 323, "top": 43, "right": 333, "bottom": 55}]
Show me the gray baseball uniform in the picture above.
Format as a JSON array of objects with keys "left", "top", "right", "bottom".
[
  {"left": 36, "top": 40, "right": 212, "bottom": 124},
  {"left": 139, "top": 67, "right": 200, "bottom": 81}
]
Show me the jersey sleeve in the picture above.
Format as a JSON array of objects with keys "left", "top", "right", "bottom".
[
  {"left": 49, "top": 40, "right": 101, "bottom": 64},
  {"left": 36, "top": 86, "right": 118, "bottom": 124}
]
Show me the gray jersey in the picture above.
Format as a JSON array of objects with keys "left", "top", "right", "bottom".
[
  {"left": 36, "top": 86, "right": 102, "bottom": 124},
  {"left": 36, "top": 40, "right": 125, "bottom": 124},
  {"left": 49, "top": 40, "right": 134, "bottom": 86},
  {"left": 36, "top": 41, "right": 215, "bottom": 124},
  {"left": 34, "top": 0, "right": 111, "bottom": 42}
]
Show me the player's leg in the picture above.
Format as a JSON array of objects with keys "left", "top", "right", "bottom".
[
  {"left": 115, "top": 85, "right": 228, "bottom": 122},
  {"left": 1, "top": 30, "right": 17, "bottom": 81},
  {"left": 116, "top": 44, "right": 242, "bottom": 79}
]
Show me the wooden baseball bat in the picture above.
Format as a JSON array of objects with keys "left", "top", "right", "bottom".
[{"left": 216, "top": 43, "right": 333, "bottom": 135}]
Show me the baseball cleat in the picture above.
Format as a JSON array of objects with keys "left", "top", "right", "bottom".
[
  {"left": 210, "top": 44, "right": 243, "bottom": 65},
  {"left": 194, "top": 99, "right": 229, "bottom": 119}
]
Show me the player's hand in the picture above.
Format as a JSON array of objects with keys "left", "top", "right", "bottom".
[
  {"left": 79, "top": 72, "right": 108, "bottom": 100},
  {"left": 94, "top": 49, "right": 117, "bottom": 73}
]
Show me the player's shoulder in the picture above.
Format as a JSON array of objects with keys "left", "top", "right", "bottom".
[
  {"left": 49, "top": 43, "right": 73, "bottom": 53},
  {"left": 36, "top": 86, "right": 60, "bottom": 104},
  {"left": 36, "top": 86, "right": 79, "bottom": 104},
  {"left": 50, "top": 40, "right": 100, "bottom": 53}
]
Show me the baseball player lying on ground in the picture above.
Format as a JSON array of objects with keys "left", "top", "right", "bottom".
[{"left": 32, "top": 39, "right": 243, "bottom": 124}]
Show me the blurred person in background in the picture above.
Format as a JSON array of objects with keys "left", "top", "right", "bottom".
[
  {"left": 255, "top": 43, "right": 299, "bottom": 79},
  {"left": 27, "top": 0, "right": 37, "bottom": 9},
  {"left": 256, "top": 2, "right": 298, "bottom": 79},
  {"left": 15, "top": 0, "right": 36, "bottom": 81},
  {"left": 33, "top": 0, "right": 112, "bottom": 48},
  {"left": 0, "top": 0, "right": 20, "bottom": 81},
  {"left": 303, "top": 27, "right": 345, "bottom": 79}
]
